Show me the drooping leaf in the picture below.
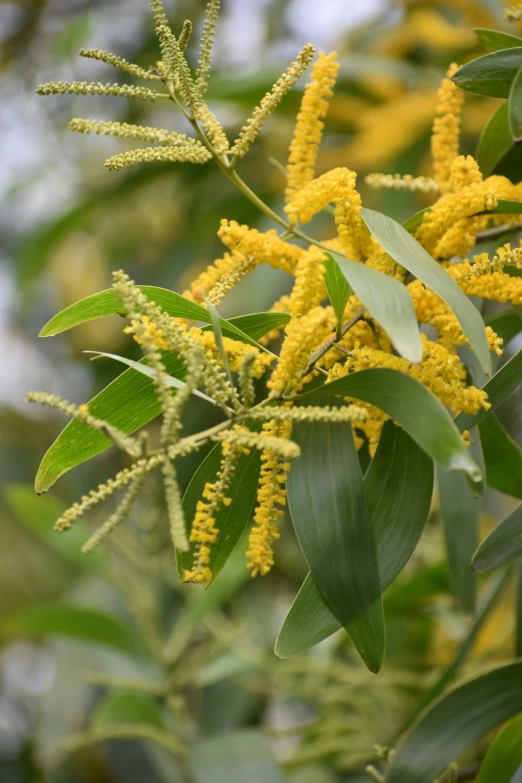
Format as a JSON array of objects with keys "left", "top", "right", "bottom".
[
  {"left": 287, "top": 412, "right": 385, "bottom": 672},
  {"left": 177, "top": 433, "right": 262, "bottom": 583},
  {"left": 452, "top": 49, "right": 522, "bottom": 98},
  {"left": 93, "top": 691, "right": 164, "bottom": 729},
  {"left": 475, "top": 28, "right": 522, "bottom": 52},
  {"left": 2, "top": 604, "right": 140, "bottom": 656},
  {"left": 189, "top": 730, "right": 285, "bottom": 783},
  {"left": 476, "top": 102, "right": 513, "bottom": 177},
  {"left": 361, "top": 208, "right": 491, "bottom": 375},
  {"left": 480, "top": 413, "right": 522, "bottom": 498},
  {"left": 509, "top": 65, "right": 522, "bottom": 142},
  {"left": 334, "top": 255, "right": 423, "bottom": 363},
  {"left": 276, "top": 423, "right": 433, "bottom": 658},
  {"left": 323, "top": 255, "right": 352, "bottom": 336},
  {"left": 472, "top": 503, "right": 522, "bottom": 572},
  {"left": 485, "top": 308, "right": 522, "bottom": 345},
  {"left": 4, "top": 483, "right": 107, "bottom": 572},
  {"left": 456, "top": 348, "right": 522, "bottom": 432},
  {"left": 298, "top": 368, "right": 481, "bottom": 480},
  {"left": 476, "top": 712, "right": 522, "bottom": 783},
  {"left": 389, "top": 662, "right": 522, "bottom": 783}
]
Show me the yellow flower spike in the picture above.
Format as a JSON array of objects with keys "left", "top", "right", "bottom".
[
  {"left": 449, "top": 155, "right": 483, "bottom": 190},
  {"left": 247, "top": 419, "right": 293, "bottom": 577},
  {"left": 445, "top": 246, "right": 522, "bottom": 306},
  {"left": 218, "top": 219, "right": 304, "bottom": 274},
  {"left": 431, "top": 63, "right": 464, "bottom": 193},
  {"left": 285, "top": 51, "right": 340, "bottom": 204},
  {"left": 289, "top": 245, "right": 328, "bottom": 318}
]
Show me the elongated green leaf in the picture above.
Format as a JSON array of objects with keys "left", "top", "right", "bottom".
[
  {"left": 480, "top": 414, "right": 522, "bottom": 498},
  {"left": 437, "top": 466, "right": 479, "bottom": 613},
  {"left": 472, "top": 503, "right": 522, "bottom": 572},
  {"left": 487, "top": 199, "right": 522, "bottom": 214},
  {"left": 476, "top": 712, "right": 522, "bottom": 783},
  {"left": 299, "top": 368, "right": 481, "bottom": 480},
  {"left": 189, "top": 730, "right": 285, "bottom": 783},
  {"left": 475, "top": 28, "right": 522, "bottom": 52},
  {"left": 323, "top": 255, "right": 351, "bottom": 335},
  {"left": 2, "top": 604, "right": 140, "bottom": 655},
  {"left": 35, "top": 316, "right": 280, "bottom": 493},
  {"left": 516, "top": 562, "right": 522, "bottom": 656},
  {"left": 205, "top": 299, "right": 235, "bottom": 387},
  {"left": 387, "top": 662, "right": 522, "bottom": 783},
  {"left": 39, "top": 285, "right": 281, "bottom": 352},
  {"left": 276, "top": 423, "right": 433, "bottom": 657},
  {"left": 177, "top": 434, "right": 262, "bottom": 583},
  {"left": 456, "top": 348, "right": 522, "bottom": 432},
  {"left": 485, "top": 308, "right": 522, "bottom": 345},
  {"left": 452, "top": 49, "right": 522, "bottom": 98},
  {"left": 287, "top": 413, "right": 385, "bottom": 672},
  {"left": 93, "top": 691, "right": 164, "bottom": 728},
  {"left": 510, "top": 65, "right": 522, "bottom": 142},
  {"left": 477, "top": 102, "right": 513, "bottom": 177},
  {"left": 334, "top": 256, "right": 422, "bottom": 363},
  {"left": 361, "top": 208, "right": 491, "bottom": 375},
  {"left": 4, "top": 483, "right": 107, "bottom": 572},
  {"left": 402, "top": 207, "right": 431, "bottom": 234}
]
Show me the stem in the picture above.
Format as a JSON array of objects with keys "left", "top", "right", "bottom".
[
  {"left": 300, "top": 306, "right": 365, "bottom": 378},
  {"left": 476, "top": 222, "right": 521, "bottom": 243}
]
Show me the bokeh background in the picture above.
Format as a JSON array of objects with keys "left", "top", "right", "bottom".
[{"left": 1, "top": 1, "right": 522, "bottom": 781}]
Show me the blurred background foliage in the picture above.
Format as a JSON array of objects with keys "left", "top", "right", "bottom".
[{"left": 1, "top": 0, "right": 522, "bottom": 780}]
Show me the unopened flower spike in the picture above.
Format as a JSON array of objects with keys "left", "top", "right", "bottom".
[
  {"left": 214, "top": 427, "right": 301, "bottom": 460},
  {"left": 196, "top": 0, "right": 220, "bottom": 96},
  {"left": 365, "top": 173, "right": 439, "bottom": 193},
  {"left": 178, "top": 20, "right": 193, "bottom": 52},
  {"left": 36, "top": 81, "right": 160, "bottom": 101},
  {"left": 247, "top": 404, "right": 368, "bottom": 425},
  {"left": 81, "top": 473, "right": 147, "bottom": 554},
  {"left": 238, "top": 351, "right": 257, "bottom": 409},
  {"left": 149, "top": 0, "right": 171, "bottom": 32},
  {"left": 505, "top": 4, "right": 522, "bottom": 21},
  {"left": 70, "top": 118, "right": 204, "bottom": 148},
  {"left": 156, "top": 24, "right": 198, "bottom": 109},
  {"left": 163, "top": 459, "right": 189, "bottom": 552},
  {"left": 79, "top": 48, "right": 159, "bottom": 80},
  {"left": 105, "top": 144, "right": 212, "bottom": 171}
]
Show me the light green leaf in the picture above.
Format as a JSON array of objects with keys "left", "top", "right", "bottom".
[
  {"left": 276, "top": 422, "right": 433, "bottom": 657},
  {"left": 452, "top": 49, "right": 522, "bottom": 98},
  {"left": 476, "top": 102, "right": 513, "bottom": 177},
  {"left": 472, "top": 503, "right": 522, "bottom": 572},
  {"left": 361, "top": 208, "right": 491, "bottom": 375},
  {"left": 286, "top": 411, "right": 385, "bottom": 672},
  {"left": 2, "top": 604, "right": 140, "bottom": 656},
  {"left": 93, "top": 691, "right": 164, "bottom": 729},
  {"left": 298, "top": 368, "right": 481, "bottom": 480},
  {"left": 189, "top": 730, "right": 285, "bottom": 783},
  {"left": 4, "top": 483, "right": 107, "bottom": 573},
  {"left": 323, "top": 255, "right": 352, "bottom": 338},
  {"left": 205, "top": 299, "right": 235, "bottom": 387},
  {"left": 475, "top": 28, "right": 522, "bottom": 52},
  {"left": 480, "top": 414, "right": 522, "bottom": 498},
  {"left": 476, "top": 712, "right": 522, "bottom": 783},
  {"left": 334, "top": 255, "right": 422, "bottom": 363},
  {"left": 456, "top": 348, "right": 522, "bottom": 432},
  {"left": 387, "top": 662, "right": 522, "bottom": 783},
  {"left": 509, "top": 65, "right": 522, "bottom": 142}
]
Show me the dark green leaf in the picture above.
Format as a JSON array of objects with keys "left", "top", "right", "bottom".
[
  {"left": 476, "top": 712, "right": 522, "bottom": 783},
  {"left": 480, "top": 414, "right": 522, "bottom": 498},
  {"left": 516, "top": 562, "right": 522, "bottom": 656},
  {"left": 299, "top": 368, "right": 481, "bottom": 480},
  {"left": 485, "top": 308, "right": 522, "bottom": 345},
  {"left": 387, "top": 661, "right": 522, "bottom": 783},
  {"left": 93, "top": 692, "right": 164, "bottom": 728},
  {"left": 452, "top": 49, "right": 522, "bottom": 98},
  {"left": 276, "top": 423, "right": 433, "bottom": 657},
  {"left": 476, "top": 102, "right": 513, "bottom": 177},
  {"left": 323, "top": 255, "right": 352, "bottom": 335},
  {"left": 4, "top": 483, "right": 107, "bottom": 572},
  {"left": 437, "top": 466, "right": 479, "bottom": 613},
  {"left": 402, "top": 208, "right": 431, "bottom": 234},
  {"left": 361, "top": 208, "right": 491, "bottom": 375},
  {"left": 509, "top": 65, "right": 522, "bottom": 142},
  {"left": 287, "top": 413, "right": 385, "bottom": 672},
  {"left": 334, "top": 256, "right": 422, "bottom": 363},
  {"left": 189, "top": 730, "right": 285, "bottom": 783},
  {"left": 486, "top": 199, "right": 522, "bottom": 214},
  {"left": 475, "top": 28, "right": 522, "bottom": 52},
  {"left": 177, "top": 435, "right": 262, "bottom": 583},
  {"left": 205, "top": 299, "right": 234, "bottom": 386},
  {"left": 456, "top": 348, "right": 522, "bottom": 432},
  {"left": 472, "top": 502, "right": 522, "bottom": 572},
  {"left": 2, "top": 604, "right": 140, "bottom": 655}
]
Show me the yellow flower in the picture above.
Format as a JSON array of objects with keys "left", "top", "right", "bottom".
[
  {"left": 431, "top": 63, "right": 463, "bottom": 193},
  {"left": 289, "top": 245, "right": 328, "bottom": 318},
  {"left": 218, "top": 219, "right": 304, "bottom": 274}
]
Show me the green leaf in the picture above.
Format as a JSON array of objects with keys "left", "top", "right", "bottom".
[
  {"left": 387, "top": 662, "right": 522, "bottom": 783},
  {"left": 437, "top": 466, "right": 480, "bottom": 613},
  {"left": 298, "top": 368, "right": 481, "bottom": 481},
  {"left": 510, "top": 65, "right": 522, "bottom": 141},
  {"left": 487, "top": 198, "right": 522, "bottom": 214},
  {"left": 452, "top": 49, "right": 522, "bottom": 98},
  {"left": 485, "top": 308, "right": 522, "bottom": 345},
  {"left": 361, "top": 208, "right": 491, "bottom": 375},
  {"left": 334, "top": 256, "right": 422, "bottom": 363},
  {"left": 472, "top": 502, "right": 522, "bottom": 572},
  {"left": 177, "top": 434, "right": 262, "bottom": 583},
  {"left": 323, "top": 255, "right": 352, "bottom": 337},
  {"left": 475, "top": 28, "right": 522, "bottom": 52},
  {"left": 189, "top": 730, "right": 285, "bottom": 783},
  {"left": 402, "top": 208, "right": 431, "bottom": 234},
  {"left": 93, "top": 691, "right": 164, "bottom": 729},
  {"left": 476, "top": 712, "right": 522, "bottom": 783},
  {"left": 286, "top": 412, "right": 385, "bottom": 672},
  {"left": 3, "top": 483, "right": 107, "bottom": 573},
  {"left": 480, "top": 414, "right": 522, "bottom": 498},
  {"left": 276, "top": 422, "right": 433, "bottom": 657},
  {"left": 2, "top": 604, "right": 140, "bottom": 655},
  {"left": 516, "top": 562, "right": 522, "bottom": 656},
  {"left": 205, "top": 299, "right": 235, "bottom": 387},
  {"left": 35, "top": 315, "right": 280, "bottom": 493},
  {"left": 476, "top": 102, "right": 513, "bottom": 177},
  {"left": 456, "top": 348, "right": 522, "bottom": 432}
]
